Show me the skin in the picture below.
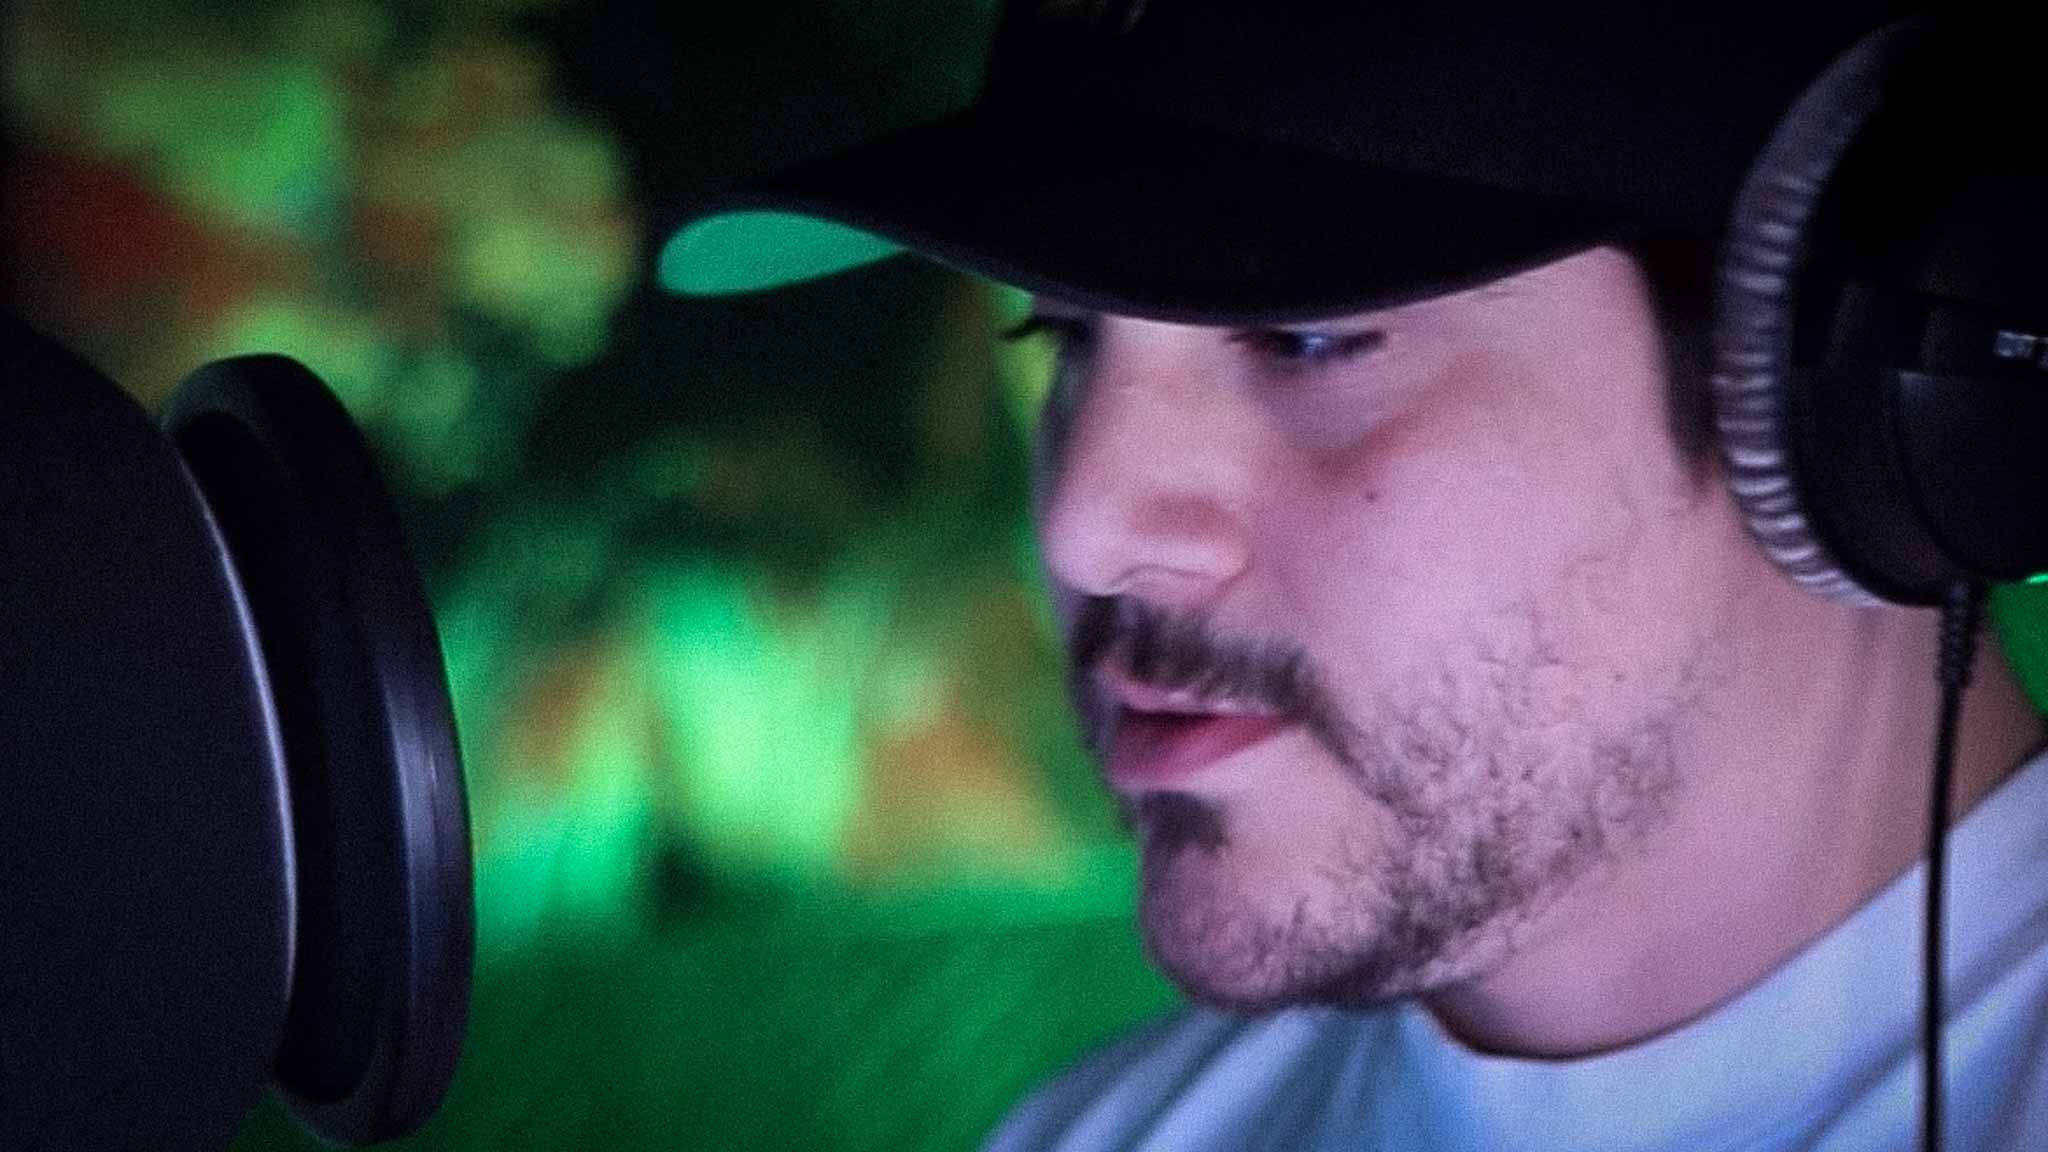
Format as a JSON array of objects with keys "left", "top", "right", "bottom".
[{"left": 1027, "top": 244, "right": 2048, "bottom": 1058}]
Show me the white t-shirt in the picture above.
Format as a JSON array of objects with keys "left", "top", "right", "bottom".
[{"left": 987, "top": 750, "right": 2048, "bottom": 1151}]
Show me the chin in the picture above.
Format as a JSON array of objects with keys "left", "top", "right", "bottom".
[
  {"left": 1130, "top": 797, "right": 1522, "bottom": 1013},
  {"left": 1133, "top": 834, "right": 1376, "bottom": 1013},
  {"left": 1136, "top": 872, "right": 1503, "bottom": 1013}
]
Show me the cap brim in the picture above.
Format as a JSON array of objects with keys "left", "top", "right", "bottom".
[{"left": 664, "top": 106, "right": 1640, "bottom": 325}]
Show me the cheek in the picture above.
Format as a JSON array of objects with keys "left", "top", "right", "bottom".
[
  {"left": 1260, "top": 353, "right": 1606, "bottom": 683},
  {"left": 1253, "top": 350, "right": 1687, "bottom": 721}
]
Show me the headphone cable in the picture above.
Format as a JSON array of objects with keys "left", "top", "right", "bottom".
[{"left": 1925, "top": 580, "right": 1986, "bottom": 1152}]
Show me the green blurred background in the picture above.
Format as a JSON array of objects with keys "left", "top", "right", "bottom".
[{"left": 4, "top": 2, "right": 2046, "bottom": 1149}]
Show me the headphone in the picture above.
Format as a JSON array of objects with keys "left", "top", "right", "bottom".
[
  {"left": 1, "top": 7, "right": 2041, "bottom": 1150},
  {"left": 1715, "top": 13, "right": 2048, "bottom": 606},
  {"left": 1713, "top": 18, "right": 2046, "bottom": 1146},
  {"left": 1712, "top": 18, "right": 2046, "bottom": 1146}
]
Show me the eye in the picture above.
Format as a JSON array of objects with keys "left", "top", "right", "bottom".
[
  {"left": 1000, "top": 312, "right": 1096, "bottom": 352},
  {"left": 1230, "top": 327, "right": 1386, "bottom": 369},
  {"left": 1001, "top": 311, "right": 1095, "bottom": 450}
]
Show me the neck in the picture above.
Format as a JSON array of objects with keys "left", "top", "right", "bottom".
[{"left": 1422, "top": 561, "right": 2048, "bottom": 1059}]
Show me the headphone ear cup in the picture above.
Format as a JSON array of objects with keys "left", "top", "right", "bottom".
[{"left": 1713, "top": 18, "right": 1928, "bottom": 607}]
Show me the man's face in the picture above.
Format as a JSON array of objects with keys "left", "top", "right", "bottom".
[{"left": 1032, "top": 245, "right": 1743, "bottom": 1010}]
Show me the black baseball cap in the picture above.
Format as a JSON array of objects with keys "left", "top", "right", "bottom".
[{"left": 665, "top": 0, "right": 1913, "bottom": 325}]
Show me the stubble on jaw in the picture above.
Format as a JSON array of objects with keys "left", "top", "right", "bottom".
[{"left": 1086, "top": 579, "right": 1712, "bottom": 1015}]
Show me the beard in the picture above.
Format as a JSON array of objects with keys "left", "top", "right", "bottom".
[{"left": 1077, "top": 596, "right": 1703, "bottom": 1013}]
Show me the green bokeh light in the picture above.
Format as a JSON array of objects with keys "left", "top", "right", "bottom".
[
  {"left": 93, "top": 59, "right": 342, "bottom": 236},
  {"left": 638, "top": 558, "right": 871, "bottom": 880}
]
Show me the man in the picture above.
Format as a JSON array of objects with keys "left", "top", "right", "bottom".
[
  {"left": 668, "top": 1, "right": 2048, "bottom": 1146},
  {"left": 988, "top": 241, "right": 2048, "bottom": 1152}
]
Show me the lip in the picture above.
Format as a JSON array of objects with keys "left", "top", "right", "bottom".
[
  {"left": 1091, "top": 666, "right": 1294, "bottom": 790},
  {"left": 1105, "top": 707, "right": 1293, "bottom": 791}
]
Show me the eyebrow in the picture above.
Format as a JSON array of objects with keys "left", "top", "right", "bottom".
[
  {"left": 1025, "top": 299, "right": 1397, "bottom": 333},
  {"left": 1470, "top": 281, "right": 1530, "bottom": 304}
]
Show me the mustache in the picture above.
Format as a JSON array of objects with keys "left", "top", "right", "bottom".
[{"left": 1064, "top": 595, "right": 1359, "bottom": 768}]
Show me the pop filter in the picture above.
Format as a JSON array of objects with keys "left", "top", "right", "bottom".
[{"left": 0, "top": 317, "right": 473, "bottom": 1149}]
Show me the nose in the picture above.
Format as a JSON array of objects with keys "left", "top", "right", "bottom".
[{"left": 1036, "top": 322, "right": 1252, "bottom": 613}]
